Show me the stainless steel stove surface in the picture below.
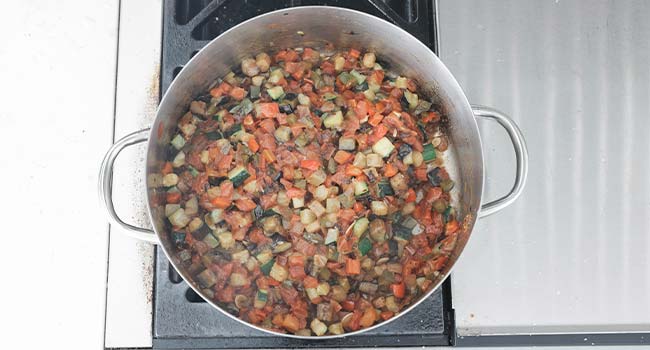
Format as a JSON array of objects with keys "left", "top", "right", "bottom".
[{"left": 153, "top": 1, "right": 453, "bottom": 349}]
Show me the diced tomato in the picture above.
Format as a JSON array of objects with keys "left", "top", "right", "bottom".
[
  {"left": 320, "top": 60, "right": 335, "bottom": 75},
  {"left": 303, "top": 276, "right": 319, "bottom": 288},
  {"left": 166, "top": 191, "right": 181, "bottom": 204},
  {"left": 384, "top": 164, "right": 398, "bottom": 178},
  {"left": 209, "top": 82, "right": 232, "bottom": 97},
  {"left": 345, "top": 165, "right": 363, "bottom": 177},
  {"left": 368, "top": 124, "right": 388, "bottom": 145},
  {"left": 258, "top": 102, "right": 279, "bottom": 119},
  {"left": 229, "top": 86, "right": 246, "bottom": 100},
  {"left": 235, "top": 198, "right": 256, "bottom": 211},
  {"left": 405, "top": 188, "right": 416, "bottom": 203},
  {"left": 422, "top": 111, "right": 440, "bottom": 123},
  {"left": 414, "top": 165, "right": 428, "bottom": 181},
  {"left": 210, "top": 196, "right": 231, "bottom": 209},
  {"left": 348, "top": 48, "right": 361, "bottom": 59},
  {"left": 289, "top": 265, "right": 307, "bottom": 280},
  {"left": 243, "top": 114, "right": 255, "bottom": 130},
  {"left": 353, "top": 201, "right": 364, "bottom": 214},
  {"left": 341, "top": 300, "right": 356, "bottom": 312},
  {"left": 391, "top": 282, "right": 405, "bottom": 298},
  {"left": 345, "top": 258, "right": 361, "bottom": 275},
  {"left": 299, "top": 159, "right": 321, "bottom": 171},
  {"left": 259, "top": 119, "right": 276, "bottom": 134},
  {"left": 288, "top": 254, "right": 305, "bottom": 267},
  {"left": 161, "top": 162, "right": 173, "bottom": 175},
  {"left": 286, "top": 187, "right": 306, "bottom": 199},
  {"left": 445, "top": 220, "right": 459, "bottom": 234},
  {"left": 294, "top": 239, "right": 316, "bottom": 256},
  {"left": 354, "top": 99, "right": 370, "bottom": 117},
  {"left": 380, "top": 311, "right": 394, "bottom": 321},
  {"left": 368, "top": 113, "right": 384, "bottom": 127},
  {"left": 333, "top": 150, "right": 352, "bottom": 164}
]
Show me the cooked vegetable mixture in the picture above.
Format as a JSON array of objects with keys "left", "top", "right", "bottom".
[{"left": 158, "top": 47, "right": 460, "bottom": 336}]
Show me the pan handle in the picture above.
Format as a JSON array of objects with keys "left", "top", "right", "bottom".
[
  {"left": 98, "top": 128, "right": 158, "bottom": 243},
  {"left": 472, "top": 106, "right": 529, "bottom": 218}
]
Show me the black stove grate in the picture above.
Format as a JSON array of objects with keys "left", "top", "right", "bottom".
[{"left": 154, "top": 1, "right": 451, "bottom": 348}]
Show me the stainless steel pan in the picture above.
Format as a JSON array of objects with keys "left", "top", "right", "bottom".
[{"left": 99, "top": 6, "right": 528, "bottom": 338}]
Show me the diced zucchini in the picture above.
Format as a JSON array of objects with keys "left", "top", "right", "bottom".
[
  {"left": 249, "top": 85, "right": 261, "bottom": 99},
  {"left": 269, "top": 262, "right": 288, "bottom": 282},
  {"left": 372, "top": 137, "right": 395, "bottom": 158},
  {"left": 411, "top": 150, "right": 424, "bottom": 167},
  {"left": 371, "top": 201, "right": 389, "bottom": 216},
  {"left": 422, "top": 143, "right": 436, "bottom": 162},
  {"left": 267, "top": 86, "right": 285, "bottom": 100},
  {"left": 209, "top": 209, "right": 224, "bottom": 224},
  {"left": 172, "top": 151, "right": 185, "bottom": 167},
  {"left": 184, "top": 196, "right": 198, "bottom": 216},
  {"left": 203, "top": 233, "right": 220, "bottom": 248},
  {"left": 162, "top": 173, "right": 179, "bottom": 187},
  {"left": 322, "top": 92, "right": 338, "bottom": 101},
  {"left": 307, "top": 169, "right": 327, "bottom": 186},
  {"left": 354, "top": 180, "right": 369, "bottom": 199},
  {"left": 297, "top": 93, "right": 310, "bottom": 106},
  {"left": 216, "top": 231, "right": 235, "bottom": 249},
  {"left": 323, "top": 111, "right": 343, "bottom": 129},
  {"left": 403, "top": 90, "right": 419, "bottom": 109},
  {"left": 306, "top": 287, "right": 320, "bottom": 302},
  {"left": 229, "top": 272, "right": 248, "bottom": 287},
  {"left": 268, "top": 68, "right": 284, "bottom": 84},
  {"left": 228, "top": 166, "right": 250, "bottom": 187},
  {"left": 363, "top": 88, "right": 375, "bottom": 101},
  {"left": 171, "top": 231, "right": 186, "bottom": 245},
  {"left": 308, "top": 201, "right": 326, "bottom": 217},
  {"left": 352, "top": 152, "right": 367, "bottom": 168},
  {"left": 229, "top": 98, "right": 253, "bottom": 116},
  {"left": 170, "top": 134, "right": 185, "bottom": 150},
  {"left": 328, "top": 322, "right": 344, "bottom": 335},
  {"left": 165, "top": 204, "right": 181, "bottom": 217},
  {"left": 316, "top": 282, "right": 330, "bottom": 296},
  {"left": 366, "top": 153, "right": 384, "bottom": 167},
  {"left": 338, "top": 136, "right": 356, "bottom": 150},
  {"left": 300, "top": 209, "right": 317, "bottom": 225},
  {"left": 312, "top": 185, "right": 329, "bottom": 202},
  {"left": 326, "top": 198, "right": 341, "bottom": 213},
  {"left": 325, "top": 228, "right": 339, "bottom": 245},
  {"left": 353, "top": 217, "right": 370, "bottom": 238},
  {"left": 224, "top": 123, "right": 243, "bottom": 138},
  {"left": 260, "top": 258, "right": 275, "bottom": 276},
  {"left": 377, "top": 180, "right": 395, "bottom": 197},
  {"left": 292, "top": 197, "right": 305, "bottom": 209},
  {"left": 274, "top": 126, "right": 292, "bottom": 142},
  {"left": 256, "top": 250, "right": 273, "bottom": 265},
  {"left": 252, "top": 75, "right": 265, "bottom": 87},
  {"left": 358, "top": 237, "right": 373, "bottom": 256},
  {"left": 168, "top": 208, "right": 190, "bottom": 228},
  {"left": 395, "top": 76, "right": 408, "bottom": 89},
  {"left": 254, "top": 290, "right": 268, "bottom": 309},
  {"left": 350, "top": 70, "right": 366, "bottom": 84},
  {"left": 334, "top": 56, "right": 345, "bottom": 71},
  {"left": 196, "top": 269, "right": 217, "bottom": 288},
  {"left": 243, "top": 179, "right": 257, "bottom": 194},
  {"left": 305, "top": 220, "right": 321, "bottom": 233},
  {"left": 231, "top": 250, "right": 250, "bottom": 264},
  {"left": 362, "top": 52, "right": 376, "bottom": 68}
]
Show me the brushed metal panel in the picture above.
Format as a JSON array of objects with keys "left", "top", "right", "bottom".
[{"left": 439, "top": 0, "right": 650, "bottom": 335}]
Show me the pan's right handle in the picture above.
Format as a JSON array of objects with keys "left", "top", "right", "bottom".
[
  {"left": 472, "top": 106, "right": 529, "bottom": 218},
  {"left": 98, "top": 128, "right": 158, "bottom": 243}
]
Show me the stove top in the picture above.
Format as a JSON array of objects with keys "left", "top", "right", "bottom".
[{"left": 154, "top": 1, "right": 452, "bottom": 348}]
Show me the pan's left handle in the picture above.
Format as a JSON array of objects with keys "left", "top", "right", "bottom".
[
  {"left": 98, "top": 128, "right": 159, "bottom": 243},
  {"left": 472, "top": 106, "right": 529, "bottom": 218}
]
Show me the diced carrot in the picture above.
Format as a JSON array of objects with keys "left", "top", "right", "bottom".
[
  {"left": 235, "top": 198, "right": 256, "bottom": 211},
  {"left": 166, "top": 191, "right": 181, "bottom": 204},
  {"left": 368, "top": 124, "right": 388, "bottom": 145},
  {"left": 368, "top": 113, "right": 384, "bottom": 127},
  {"left": 262, "top": 149, "right": 276, "bottom": 163},
  {"left": 210, "top": 196, "right": 231, "bottom": 209},
  {"left": 289, "top": 265, "right": 306, "bottom": 280},
  {"left": 272, "top": 313, "right": 284, "bottom": 327},
  {"left": 380, "top": 311, "right": 394, "bottom": 321},
  {"left": 299, "top": 159, "right": 321, "bottom": 171},
  {"left": 303, "top": 276, "right": 319, "bottom": 288},
  {"left": 405, "top": 189, "right": 416, "bottom": 203},
  {"left": 247, "top": 138, "right": 260, "bottom": 153},
  {"left": 384, "top": 164, "right": 398, "bottom": 177},
  {"left": 422, "top": 111, "right": 440, "bottom": 123},
  {"left": 345, "top": 165, "right": 363, "bottom": 177},
  {"left": 258, "top": 102, "right": 279, "bottom": 118},
  {"left": 284, "top": 61, "right": 301, "bottom": 74},
  {"left": 348, "top": 48, "right": 361, "bottom": 59},
  {"left": 333, "top": 150, "right": 352, "bottom": 164},
  {"left": 161, "top": 162, "right": 173, "bottom": 175},
  {"left": 354, "top": 99, "right": 369, "bottom": 117},
  {"left": 414, "top": 166, "right": 428, "bottom": 181},
  {"left": 229, "top": 87, "right": 246, "bottom": 100},
  {"left": 425, "top": 187, "right": 442, "bottom": 203},
  {"left": 286, "top": 187, "right": 306, "bottom": 199},
  {"left": 345, "top": 258, "right": 361, "bottom": 275},
  {"left": 391, "top": 282, "right": 405, "bottom": 298}
]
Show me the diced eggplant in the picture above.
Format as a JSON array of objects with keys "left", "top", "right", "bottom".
[{"left": 196, "top": 269, "right": 217, "bottom": 288}]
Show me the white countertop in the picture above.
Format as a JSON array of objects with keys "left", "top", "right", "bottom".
[{"left": 4, "top": 1, "right": 648, "bottom": 349}]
